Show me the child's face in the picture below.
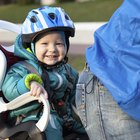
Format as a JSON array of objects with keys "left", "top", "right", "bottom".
[{"left": 35, "top": 32, "right": 66, "bottom": 66}]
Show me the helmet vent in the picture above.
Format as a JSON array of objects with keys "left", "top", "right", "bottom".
[
  {"left": 48, "top": 13, "right": 56, "bottom": 20},
  {"left": 65, "top": 14, "right": 70, "bottom": 20},
  {"left": 32, "top": 11, "right": 38, "bottom": 14},
  {"left": 30, "top": 16, "right": 37, "bottom": 23}
]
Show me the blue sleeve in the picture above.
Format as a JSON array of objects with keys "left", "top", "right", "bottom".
[{"left": 86, "top": 0, "right": 140, "bottom": 102}]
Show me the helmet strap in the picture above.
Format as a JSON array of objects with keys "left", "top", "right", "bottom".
[{"left": 31, "top": 42, "right": 35, "bottom": 54}]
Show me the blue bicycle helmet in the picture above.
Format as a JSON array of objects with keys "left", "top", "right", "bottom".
[{"left": 21, "top": 6, "right": 75, "bottom": 43}]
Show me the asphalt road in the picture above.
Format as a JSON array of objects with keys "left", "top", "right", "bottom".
[{"left": 69, "top": 43, "right": 89, "bottom": 55}]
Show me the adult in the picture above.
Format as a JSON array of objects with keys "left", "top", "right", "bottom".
[{"left": 76, "top": 0, "right": 140, "bottom": 140}]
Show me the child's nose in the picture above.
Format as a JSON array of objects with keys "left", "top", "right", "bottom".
[{"left": 48, "top": 44, "right": 56, "bottom": 52}]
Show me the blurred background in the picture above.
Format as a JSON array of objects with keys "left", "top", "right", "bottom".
[
  {"left": 0, "top": 0, "right": 123, "bottom": 71},
  {"left": 0, "top": 0, "right": 123, "bottom": 22}
]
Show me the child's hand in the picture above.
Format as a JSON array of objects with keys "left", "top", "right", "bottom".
[{"left": 30, "top": 81, "right": 48, "bottom": 100}]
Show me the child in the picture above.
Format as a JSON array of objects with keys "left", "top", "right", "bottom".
[{"left": 2, "top": 6, "right": 85, "bottom": 140}]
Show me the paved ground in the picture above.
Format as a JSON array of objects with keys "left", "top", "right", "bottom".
[{"left": 69, "top": 43, "right": 89, "bottom": 55}]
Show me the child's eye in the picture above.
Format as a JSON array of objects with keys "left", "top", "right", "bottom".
[
  {"left": 56, "top": 42, "right": 64, "bottom": 46},
  {"left": 42, "top": 43, "right": 48, "bottom": 45},
  {"left": 40, "top": 43, "right": 48, "bottom": 47},
  {"left": 40, "top": 43, "right": 48, "bottom": 48}
]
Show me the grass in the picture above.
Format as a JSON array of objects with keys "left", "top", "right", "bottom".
[
  {"left": 68, "top": 54, "right": 86, "bottom": 72},
  {"left": 0, "top": 4, "right": 39, "bottom": 23},
  {"left": 58, "top": 0, "right": 123, "bottom": 22},
  {"left": 0, "top": 0, "right": 123, "bottom": 23}
]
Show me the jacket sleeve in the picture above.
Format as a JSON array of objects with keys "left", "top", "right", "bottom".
[
  {"left": 86, "top": 0, "right": 140, "bottom": 103},
  {"left": 1, "top": 62, "right": 41, "bottom": 117},
  {"left": 2, "top": 62, "right": 30, "bottom": 101}
]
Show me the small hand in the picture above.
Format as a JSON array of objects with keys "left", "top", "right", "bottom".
[{"left": 30, "top": 81, "right": 48, "bottom": 101}]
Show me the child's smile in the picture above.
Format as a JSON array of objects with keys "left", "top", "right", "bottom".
[{"left": 35, "top": 32, "right": 66, "bottom": 66}]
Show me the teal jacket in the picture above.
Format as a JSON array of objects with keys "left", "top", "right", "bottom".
[{"left": 2, "top": 35, "right": 78, "bottom": 119}]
